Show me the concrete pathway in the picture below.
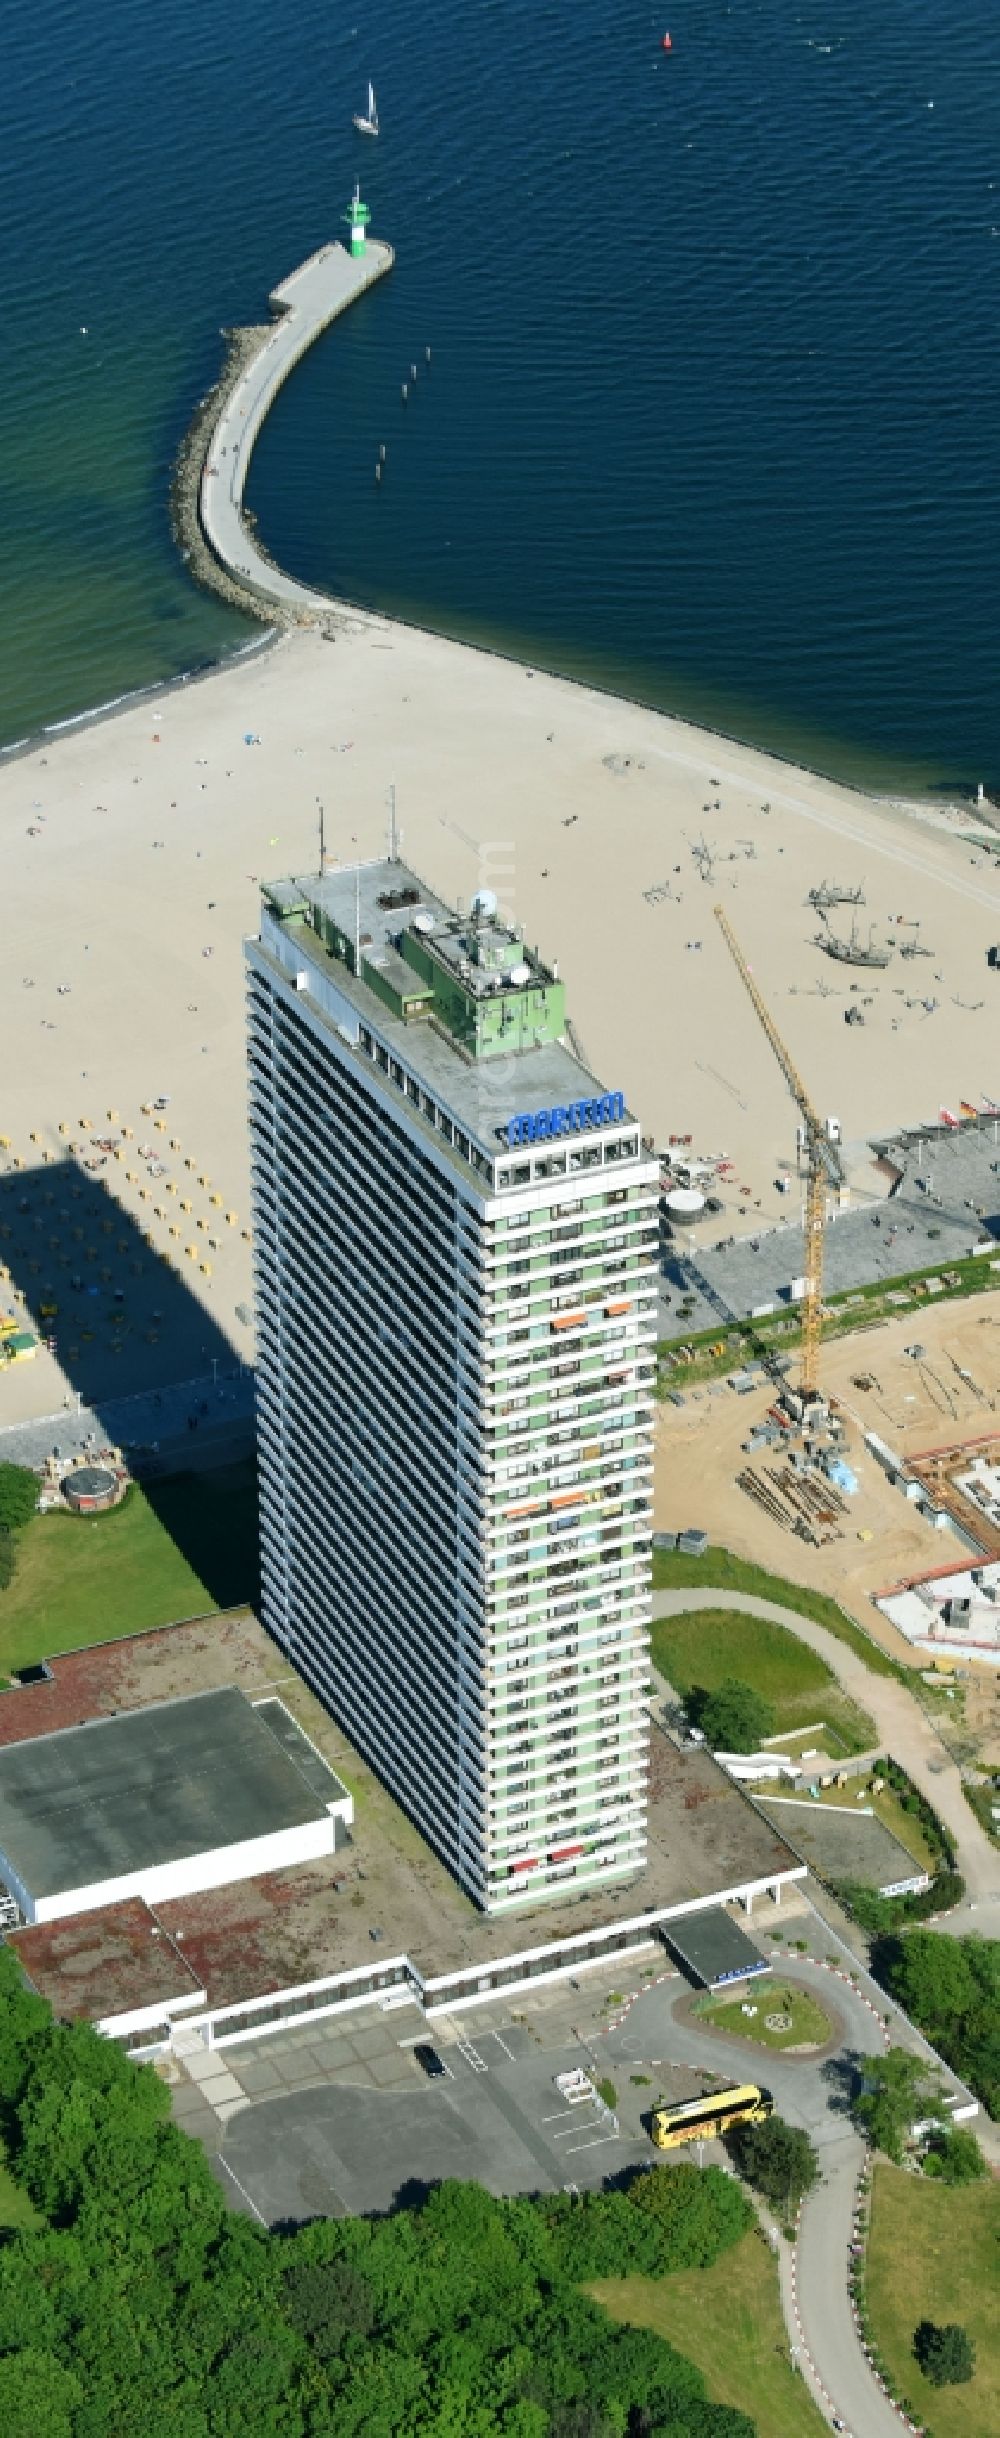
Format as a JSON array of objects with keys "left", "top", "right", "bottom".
[
  {"left": 652, "top": 1587, "right": 1000, "bottom": 1902},
  {"left": 200, "top": 238, "right": 393, "bottom": 615}
]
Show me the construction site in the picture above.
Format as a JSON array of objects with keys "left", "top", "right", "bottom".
[
  {"left": 653, "top": 904, "right": 1000, "bottom": 1668},
  {"left": 655, "top": 1294, "right": 1000, "bottom": 1637}
]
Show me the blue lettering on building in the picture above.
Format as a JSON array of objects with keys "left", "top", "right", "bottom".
[{"left": 505, "top": 1092, "right": 626, "bottom": 1149}]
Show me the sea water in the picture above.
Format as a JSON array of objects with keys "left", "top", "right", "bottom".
[{"left": 3, "top": 0, "right": 998, "bottom": 788}]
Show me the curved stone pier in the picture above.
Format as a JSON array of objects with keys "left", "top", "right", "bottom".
[{"left": 187, "top": 237, "right": 394, "bottom": 625}]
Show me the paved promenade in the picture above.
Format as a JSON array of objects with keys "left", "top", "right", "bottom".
[
  {"left": 199, "top": 238, "right": 393, "bottom": 614},
  {"left": 0, "top": 1369, "right": 253, "bottom": 1472}
]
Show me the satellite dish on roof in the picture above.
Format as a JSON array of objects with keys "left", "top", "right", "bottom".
[
  {"left": 509, "top": 962, "right": 532, "bottom": 986},
  {"left": 412, "top": 912, "right": 435, "bottom": 934},
  {"left": 471, "top": 888, "right": 497, "bottom": 921}
]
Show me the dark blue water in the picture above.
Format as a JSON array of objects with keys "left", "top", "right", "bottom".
[{"left": 4, "top": 0, "right": 999, "bottom": 787}]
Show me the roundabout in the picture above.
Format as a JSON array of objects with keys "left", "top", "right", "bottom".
[{"left": 689, "top": 1976, "right": 839, "bottom": 2058}]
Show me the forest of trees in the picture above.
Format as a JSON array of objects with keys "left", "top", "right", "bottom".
[{"left": 0, "top": 1951, "right": 760, "bottom": 2438}]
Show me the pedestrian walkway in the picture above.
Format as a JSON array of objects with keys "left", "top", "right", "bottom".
[{"left": 201, "top": 237, "right": 393, "bottom": 616}]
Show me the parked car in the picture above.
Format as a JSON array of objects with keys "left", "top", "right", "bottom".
[{"left": 413, "top": 2044, "right": 447, "bottom": 2079}]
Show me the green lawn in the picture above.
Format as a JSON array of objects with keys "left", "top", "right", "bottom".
[
  {"left": 651, "top": 1606, "right": 876, "bottom": 1753},
  {"left": 652, "top": 1544, "right": 904, "bottom": 1679},
  {"left": 864, "top": 2164, "right": 1000, "bottom": 2438},
  {"left": 590, "top": 2229, "right": 827, "bottom": 2438},
  {"left": 695, "top": 1981, "right": 834, "bottom": 2052},
  {"left": 869, "top": 1785, "right": 938, "bottom": 1874},
  {"left": 0, "top": 1462, "right": 258, "bottom": 1676}
]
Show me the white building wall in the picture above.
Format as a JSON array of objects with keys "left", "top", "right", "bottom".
[
  {"left": 247, "top": 919, "right": 659, "bottom": 1914},
  {"left": 14, "top": 1814, "right": 335, "bottom": 1928},
  {"left": 98, "top": 1985, "right": 208, "bottom": 2040}
]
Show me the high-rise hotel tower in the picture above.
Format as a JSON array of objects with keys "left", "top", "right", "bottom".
[{"left": 246, "top": 859, "right": 659, "bottom": 1912}]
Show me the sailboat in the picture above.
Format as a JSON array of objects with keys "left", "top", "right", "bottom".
[{"left": 353, "top": 81, "right": 379, "bottom": 136}]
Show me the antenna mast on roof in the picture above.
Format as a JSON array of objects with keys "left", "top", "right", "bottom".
[
  {"left": 388, "top": 783, "right": 398, "bottom": 862},
  {"left": 317, "top": 798, "right": 326, "bottom": 872},
  {"left": 354, "top": 864, "right": 362, "bottom": 977}
]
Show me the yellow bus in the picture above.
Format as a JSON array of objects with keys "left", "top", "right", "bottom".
[{"left": 651, "top": 2083, "right": 773, "bottom": 2150}]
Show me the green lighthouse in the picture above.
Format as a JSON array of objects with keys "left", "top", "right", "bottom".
[{"left": 343, "top": 182, "right": 371, "bottom": 259}]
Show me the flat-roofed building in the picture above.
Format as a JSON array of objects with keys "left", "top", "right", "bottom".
[
  {"left": 246, "top": 858, "right": 659, "bottom": 1913},
  {"left": 0, "top": 1688, "right": 352, "bottom": 1924}
]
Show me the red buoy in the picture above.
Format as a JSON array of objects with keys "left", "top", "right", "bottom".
[{"left": 662, "top": 30, "right": 672, "bottom": 49}]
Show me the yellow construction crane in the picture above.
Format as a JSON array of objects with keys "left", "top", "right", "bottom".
[{"left": 714, "top": 904, "right": 843, "bottom": 1405}]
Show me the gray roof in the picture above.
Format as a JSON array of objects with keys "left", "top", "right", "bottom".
[
  {"left": 0, "top": 1688, "right": 345, "bottom": 1902},
  {"left": 662, "top": 1906, "right": 770, "bottom": 1987}
]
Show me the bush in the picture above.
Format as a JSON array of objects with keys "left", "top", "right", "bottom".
[
  {"left": 922, "top": 2127, "right": 986, "bottom": 2185},
  {"left": 913, "top": 2319, "right": 975, "bottom": 2386},
  {"left": 688, "top": 1678, "right": 774, "bottom": 1753},
  {"left": 835, "top": 1869, "right": 965, "bottom": 1934},
  {"left": 852, "top": 2048, "right": 945, "bottom": 2163},
  {"left": 0, "top": 1467, "right": 37, "bottom": 1535},
  {"left": 533, "top": 2163, "right": 753, "bottom": 2283}
]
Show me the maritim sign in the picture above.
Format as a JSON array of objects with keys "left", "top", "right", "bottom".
[{"left": 505, "top": 1092, "right": 626, "bottom": 1149}]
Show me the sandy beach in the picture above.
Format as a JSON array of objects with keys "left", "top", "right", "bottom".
[{"left": 3, "top": 614, "right": 1000, "bottom": 1428}]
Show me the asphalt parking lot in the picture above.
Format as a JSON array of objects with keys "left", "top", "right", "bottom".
[
  {"left": 216, "top": 2020, "right": 654, "bottom": 2223},
  {"left": 187, "top": 1909, "right": 977, "bottom": 2228}
]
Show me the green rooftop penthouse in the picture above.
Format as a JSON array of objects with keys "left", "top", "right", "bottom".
[{"left": 262, "top": 866, "right": 565, "bottom": 1061}]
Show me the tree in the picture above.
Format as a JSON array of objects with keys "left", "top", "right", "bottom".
[
  {"left": 629, "top": 2159, "right": 754, "bottom": 2267},
  {"left": 688, "top": 1679, "right": 774, "bottom": 1753},
  {"left": 922, "top": 2126, "right": 986, "bottom": 2185},
  {"left": 726, "top": 2114, "right": 819, "bottom": 2215},
  {"left": 875, "top": 1930, "right": 976, "bottom": 2046},
  {"left": 283, "top": 2256, "right": 375, "bottom": 2356},
  {"left": 912, "top": 2320, "right": 975, "bottom": 2386},
  {"left": 871, "top": 1930, "right": 1000, "bottom": 2119},
  {"left": 0, "top": 2349, "right": 81, "bottom": 2438},
  {"left": 853, "top": 2048, "right": 945, "bottom": 2162},
  {"left": 0, "top": 1465, "right": 38, "bottom": 1534}
]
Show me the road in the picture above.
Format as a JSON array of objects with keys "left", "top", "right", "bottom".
[
  {"left": 652, "top": 1586, "right": 1000, "bottom": 1903},
  {"left": 603, "top": 1948, "right": 931, "bottom": 2438}
]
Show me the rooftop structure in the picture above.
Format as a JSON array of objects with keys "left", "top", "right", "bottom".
[
  {"left": 248, "top": 857, "right": 659, "bottom": 1914},
  {"left": 0, "top": 1686, "right": 352, "bottom": 1924},
  {"left": 661, "top": 1906, "right": 770, "bottom": 1988},
  {"left": 876, "top": 1557, "right": 1000, "bottom": 1665},
  {"left": 754, "top": 1795, "right": 930, "bottom": 1898},
  {"left": 259, "top": 860, "right": 633, "bottom": 1181}
]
